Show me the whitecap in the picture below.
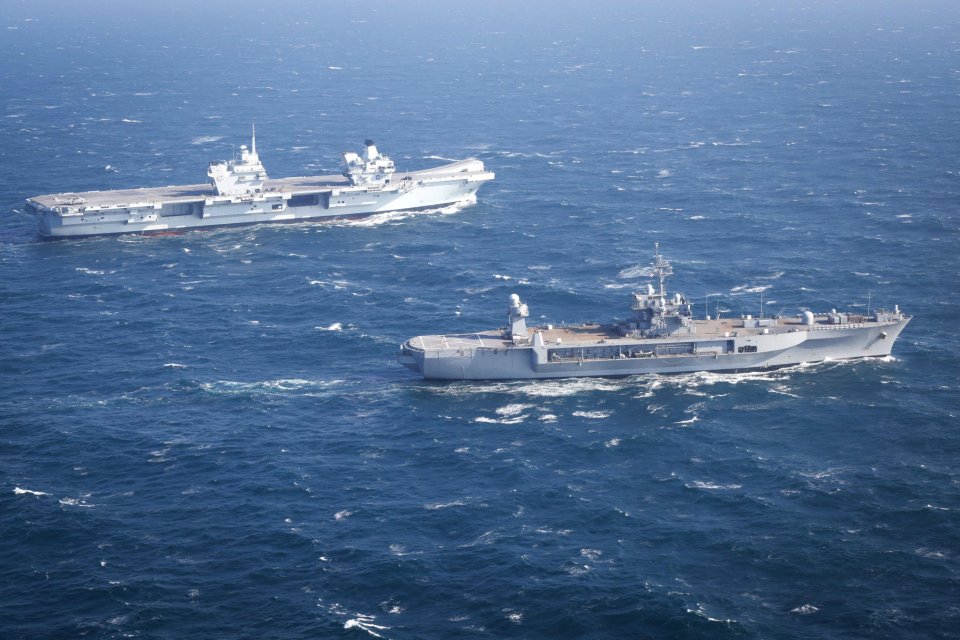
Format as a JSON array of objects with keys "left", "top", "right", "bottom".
[
  {"left": 495, "top": 403, "right": 533, "bottom": 417},
  {"left": 343, "top": 615, "right": 389, "bottom": 638},
  {"left": 163, "top": 363, "right": 187, "bottom": 369},
  {"left": 686, "top": 481, "right": 742, "bottom": 490},
  {"left": 461, "top": 530, "right": 500, "bottom": 547},
  {"left": 730, "top": 284, "right": 772, "bottom": 294},
  {"left": 121, "top": 118, "right": 142, "bottom": 123},
  {"left": 474, "top": 414, "right": 527, "bottom": 424},
  {"left": 605, "top": 438, "right": 620, "bottom": 447},
  {"left": 13, "top": 487, "right": 48, "bottom": 497},
  {"left": 572, "top": 410, "right": 610, "bottom": 419},
  {"left": 335, "top": 509, "right": 352, "bottom": 520},
  {"left": 424, "top": 499, "right": 466, "bottom": 510},
  {"left": 59, "top": 496, "right": 95, "bottom": 508},
  {"left": 564, "top": 563, "right": 591, "bottom": 576},
  {"left": 190, "top": 135, "right": 223, "bottom": 145},
  {"left": 317, "top": 322, "right": 343, "bottom": 332},
  {"left": 686, "top": 604, "right": 736, "bottom": 623},
  {"left": 617, "top": 264, "right": 654, "bottom": 279},
  {"left": 790, "top": 604, "right": 819, "bottom": 615},
  {"left": 769, "top": 385, "right": 799, "bottom": 398},
  {"left": 201, "top": 378, "right": 345, "bottom": 397}
]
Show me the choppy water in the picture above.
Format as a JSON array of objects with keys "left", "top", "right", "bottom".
[{"left": 2, "top": 2, "right": 959, "bottom": 638}]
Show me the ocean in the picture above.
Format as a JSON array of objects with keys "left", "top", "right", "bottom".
[{"left": 2, "top": 1, "right": 959, "bottom": 638}]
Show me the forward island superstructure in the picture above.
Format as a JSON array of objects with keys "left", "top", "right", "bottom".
[
  {"left": 399, "top": 246, "right": 910, "bottom": 380},
  {"left": 26, "top": 128, "right": 494, "bottom": 238}
]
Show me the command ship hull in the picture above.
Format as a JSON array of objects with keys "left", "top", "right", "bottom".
[
  {"left": 399, "top": 312, "right": 910, "bottom": 381},
  {"left": 26, "top": 134, "right": 493, "bottom": 238}
]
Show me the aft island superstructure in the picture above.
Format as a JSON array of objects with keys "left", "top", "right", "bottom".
[
  {"left": 26, "top": 128, "right": 494, "bottom": 238},
  {"left": 399, "top": 246, "right": 910, "bottom": 380}
]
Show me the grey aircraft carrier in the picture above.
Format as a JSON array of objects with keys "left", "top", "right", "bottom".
[
  {"left": 26, "top": 128, "right": 494, "bottom": 238},
  {"left": 399, "top": 246, "right": 910, "bottom": 380}
]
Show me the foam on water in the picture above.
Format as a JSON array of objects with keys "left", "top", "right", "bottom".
[
  {"left": 337, "top": 199, "right": 472, "bottom": 228},
  {"left": 199, "top": 378, "right": 346, "bottom": 396}
]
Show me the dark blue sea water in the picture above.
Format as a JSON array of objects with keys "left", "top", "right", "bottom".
[{"left": 2, "top": 1, "right": 959, "bottom": 638}]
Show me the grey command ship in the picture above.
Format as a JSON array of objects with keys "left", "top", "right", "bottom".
[
  {"left": 26, "top": 128, "right": 494, "bottom": 238},
  {"left": 399, "top": 246, "right": 910, "bottom": 380}
]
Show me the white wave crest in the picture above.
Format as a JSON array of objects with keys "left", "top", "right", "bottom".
[
  {"left": 730, "top": 284, "right": 772, "bottom": 294},
  {"left": 425, "top": 499, "right": 466, "bottom": 510},
  {"left": 617, "top": 264, "right": 654, "bottom": 279},
  {"left": 343, "top": 614, "right": 390, "bottom": 638},
  {"left": 687, "top": 481, "right": 742, "bottom": 490},
  {"left": 14, "top": 487, "right": 48, "bottom": 496},
  {"left": 791, "top": 604, "right": 819, "bottom": 615},
  {"left": 474, "top": 415, "right": 526, "bottom": 424},
  {"left": 59, "top": 496, "right": 95, "bottom": 508},
  {"left": 496, "top": 403, "right": 533, "bottom": 417},
  {"left": 572, "top": 410, "right": 611, "bottom": 419}
]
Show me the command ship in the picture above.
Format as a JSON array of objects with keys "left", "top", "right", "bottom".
[{"left": 399, "top": 246, "right": 910, "bottom": 380}]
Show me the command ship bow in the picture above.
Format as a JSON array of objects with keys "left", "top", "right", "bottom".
[
  {"left": 399, "top": 246, "right": 910, "bottom": 380},
  {"left": 26, "top": 128, "right": 494, "bottom": 238}
]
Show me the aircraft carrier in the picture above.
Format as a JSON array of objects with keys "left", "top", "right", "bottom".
[
  {"left": 399, "top": 246, "right": 910, "bottom": 380},
  {"left": 26, "top": 128, "right": 494, "bottom": 238}
]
